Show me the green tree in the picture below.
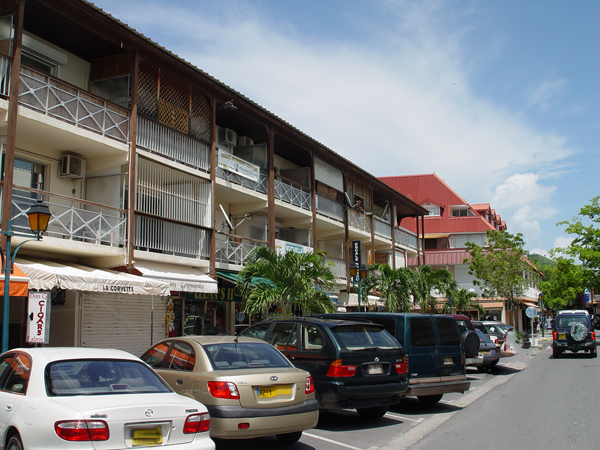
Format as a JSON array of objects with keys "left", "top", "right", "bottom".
[
  {"left": 364, "top": 264, "right": 413, "bottom": 312},
  {"left": 537, "top": 257, "right": 587, "bottom": 311},
  {"left": 555, "top": 196, "right": 600, "bottom": 290},
  {"left": 410, "top": 265, "right": 454, "bottom": 313},
  {"left": 237, "top": 247, "right": 336, "bottom": 317},
  {"left": 465, "top": 230, "right": 531, "bottom": 324},
  {"left": 443, "top": 287, "right": 484, "bottom": 316}
]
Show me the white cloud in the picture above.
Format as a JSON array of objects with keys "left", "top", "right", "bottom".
[
  {"left": 527, "top": 76, "right": 569, "bottom": 111},
  {"left": 553, "top": 236, "right": 573, "bottom": 251}
]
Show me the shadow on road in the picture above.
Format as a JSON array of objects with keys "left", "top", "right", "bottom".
[
  {"left": 317, "top": 409, "right": 404, "bottom": 430},
  {"left": 550, "top": 352, "right": 596, "bottom": 360},
  {"left": 215, "top": 436, "right": 315, "bottom": 450},
  {"left": 389, "top": 397, "right": 462, "bottom": 415}
]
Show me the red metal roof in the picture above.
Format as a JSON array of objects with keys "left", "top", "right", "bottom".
[{"left": 407, "top": 250, "right": 471, "bottom": 266}]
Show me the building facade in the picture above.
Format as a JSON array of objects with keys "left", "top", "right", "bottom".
[{"left": 0, "top": 0, "right": 426, "bottom": 355}]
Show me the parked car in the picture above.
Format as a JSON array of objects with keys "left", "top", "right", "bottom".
[
  {"left": 481, "top": 321, "right": 513, "bottom": 346},
  {"left": 474, "top": 330, "right": 500, "bottom": 372},
  {"left": 472, "top": 320, "right": 500, "bottom": 349},
  {"left": 141, "top": 335, "right": 319, "bottom": 442},
  {"left": 552, "top": 311, "right": 597, "bottom": 358},
  {"left": 441, "top": 314, "right": 482, "bottom": 367},
  {"left": 240, "top": 317, "right": 409, "bottom": 419},
  {"left": 312, "top": 313, "right": 470, "bottom": 405},
  {"left": 0, "top": 347, "right": 214, "bottom": 450}
]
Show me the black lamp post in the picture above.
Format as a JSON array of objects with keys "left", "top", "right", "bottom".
[
  {"left": 349, "top": 261, "right": 368, "bottom": 312},
  {"left": 1, "top": 199, "right": 52, "bottom": 353}
]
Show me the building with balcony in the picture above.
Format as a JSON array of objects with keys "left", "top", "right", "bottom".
[
  {"left": 380, "top": 173, "right": 541, "bottom": 328},
  {"left": 0, "top": 0, "right": 426, "bottom": 355}
]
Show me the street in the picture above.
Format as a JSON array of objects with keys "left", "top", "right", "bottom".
[{"left": 216, "top": 334, "right": 598, "bottom": 449}]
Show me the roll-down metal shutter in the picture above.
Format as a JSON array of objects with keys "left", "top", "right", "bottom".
[{"left": 82, "top": 293, "right": 167, "bottom": 357}]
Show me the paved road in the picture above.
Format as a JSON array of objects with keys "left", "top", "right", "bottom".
[{"left": 216, "top": 336, "right": 553, "bottom": 450}]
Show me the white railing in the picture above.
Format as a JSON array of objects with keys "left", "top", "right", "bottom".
[
  {"left": 135, "top": 215, "right": 210, "bottom": 259},
  {"left": 456, "top": 284, "right": 487, "bottom": 297},
  {"left": 274, "top": 175, "right": 311, "bottom": 210},
  {"left": 215, "top": 233, "right": 268, "bottom": 265},
  {"left": 325, "top": 256, "right": 347, "bottom": 279},
  {"left": 137, "top": 116, "right": 210, "bottom": 172},
  {"left": 348, "top": 209, "right": 371, "bottom": 233},
  {"left": 374, "top": 216, "right": 392, "bottom": 240},
  {"left": 0, "top": 54, "right": 9, "bottom": 96},
  {"left": 8, "top": 187, "right": 126, "bottom": 246},
  {"left": 316, "top": 194, "right": 344, "bottom": 222},
  {"left": 18, "top": 66, "right": 129, "bottom": 142},
  {"left": 216, "top": 166, "right": 268, "bottom": 194},
  {"left": 394, "top": 226, "right": 418, "bottom": 250}
]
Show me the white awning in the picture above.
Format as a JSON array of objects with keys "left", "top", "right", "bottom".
[
  {"left": 15, "top": 259, "right": 170, "bottom": 297},
  {"left": 134, "top": 261, "right": 218, "bottom": 294}
]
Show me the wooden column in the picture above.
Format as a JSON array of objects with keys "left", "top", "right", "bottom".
[
  {"left": 267, "top": 127, "right": 275, "bottom": 249},
  {"left": 209, "top": 97, "right": 217, "bottom": 277},
  {"left": 310, "top": 150, "right": 317, "bottom": 252},
  {"left": 1, "top": 0, "right": 25, "bottom": 247},
  {"left": 126, "top": 50, "right": 139, "bottom": 271}
]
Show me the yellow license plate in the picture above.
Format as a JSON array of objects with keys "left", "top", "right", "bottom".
[
  {"left": 559, "top": 333, "right": 566, "bottom": 339},
  {"left": 132, "top": 427, "right": 162, "bottom": 446},
  {"left": 256, "top": 385, "right": 292, "bottom": 398},
  {"left": 480, "top": 350, "right": 490, "bottom": 354}
]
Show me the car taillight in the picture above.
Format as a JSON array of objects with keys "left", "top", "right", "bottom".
[
  {"left": 553, "top": 331, "right": 558, "bottom": 340},
  {"left": 55, "top": 420, "right": 109, "bottom": 441},
  {"left": 305, "top": 376, "right": 315, "bottom": 394},
  {"left": 183, "top": 413, "right": 211, "bottom": 434},
  {"left": 207, "top": 381, "right": 240, "bottom": 399},
  {"left": 394, "top": 356, "right": 408, "bottom": 375},
  {"left": 326, "top": 359, "right": 357, "bottom": 377},
  {"left": 591, "top": 331, "right": 596, "bottom": 340}
]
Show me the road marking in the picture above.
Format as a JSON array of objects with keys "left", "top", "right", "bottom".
[
  {"left": 304, "top": 432, "right": 366, "bottom": 450},
  {"left": 384, "top": 412, "right": 425, "bottom": 423}
]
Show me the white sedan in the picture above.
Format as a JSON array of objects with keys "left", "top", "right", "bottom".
[{"left": 0, "top": 347, "right": 215, "bottom": 450}]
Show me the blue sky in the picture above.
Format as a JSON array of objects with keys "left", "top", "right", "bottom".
[{"left": 91, "top": 0, "right": 599, "bottom": 256}]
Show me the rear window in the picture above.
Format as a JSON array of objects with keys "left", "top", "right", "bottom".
[
  {"left": 332, "top": 325, "right": 399, "bottom": 350},
  {"left": 47, "top": 359, "right": 171, "bottom": 396},
  {"left": 435, "top": 318, "right": 461, "bottom": 346},
  {"left": 556, "top": 316, "right": 589, "bottom": 328},
  {"left": 411, "top": 318, "right": 436, "bottom": 347},
  {"left": 204, "top": 342, "right": 293, "bottom": 370}
]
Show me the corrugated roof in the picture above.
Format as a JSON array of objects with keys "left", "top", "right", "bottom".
[{"left": 407, "top": 250, "right": 471, "bottom": 266}]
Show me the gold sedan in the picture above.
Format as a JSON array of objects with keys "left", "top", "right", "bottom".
[{"left": 141, "top": 335, "right": 319, "bottom": 443}]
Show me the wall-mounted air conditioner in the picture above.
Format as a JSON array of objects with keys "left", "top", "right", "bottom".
[
  {"left": 60, "top": 155, "right": 86, "bottom": 179},
  {"left": 237, "top": 136, "right": 254, "bottom": 146},
  {"left": 219, "top": 127, "right": 237, "bottom": 146}
]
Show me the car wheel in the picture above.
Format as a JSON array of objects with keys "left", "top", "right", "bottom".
[
  {"left": 552, "top": 348, "right": 561, "bottom": 358},
  {"left": 461, "top": 330, "right": 480, "bottom": 358},
  {"left": 276, "top": 431, "right": 303, "bottom": 444},
  {"left": 477, "top": 364, "right": 491, "bottom": 373},
  {"left": 591, "top": 348, "right": 597, "bottom": 358},
  {"left": 417, "top": 394, "right": 443, "bottom": 405},
  {"left": 356, "top": 405, "right": 388, "bottom": 420},
  {"left": 7, "top": 436, "right": 23, "bottom": 450}
]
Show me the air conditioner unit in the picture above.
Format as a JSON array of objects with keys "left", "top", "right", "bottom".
[
  {"left": 219, "top": 127, "right": 237, "bottom": 146},
  {"left": 60, "top": 155, "right": 86, "bottom": 178},
  {"left": 237, "top": 136, "right": 254, "bottom": 146}
]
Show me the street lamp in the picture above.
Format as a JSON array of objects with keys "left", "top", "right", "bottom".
[
  {"left": 1, "top": 199, "right": 52, "bottom": 353},
  {"left": 349, "top": 261, "right": 368, "bottom": 312}
]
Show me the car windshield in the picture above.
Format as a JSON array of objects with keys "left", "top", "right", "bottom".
[
  {"left": 556, "top": 316, "right": 588, "bottom": 328},
  {"left": 476, "top": 330, "right": 492, "bottom": 344},
  {"left": 47, "top": 359, "right": 171, "bottom": 396},
  {"left": 204, "top": 342, "right": 293, "bottom": 370},
  {"left": 332, "top": 325, "right": 399, "bottom": 350}
]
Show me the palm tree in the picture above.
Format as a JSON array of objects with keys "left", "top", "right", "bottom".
[
  {"left": 410, "top": 265, "right": 454, "bottom": 313},
  {"left": 365, "top": 264, "right": 413, "bottom": 312},
  {"left": 442, "top": 287, "right": 484, "bottom": 316},
  {"left": 237, "top": 247, "right": 337, "bottom": 317}
]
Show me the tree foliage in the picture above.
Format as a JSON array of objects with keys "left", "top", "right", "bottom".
[
  {"left": 442, "top": 287, "right": 484, "bottom": 316},
  {"left": 364, "top": 264, "right": 413, "bottom": 312},
  {"left": 410, "top": 265, "right": 455, "bottom": 313},
  {"left": 464, "top": 230, "right": 530, "bottom": 308},
  {"left": 536, "top": 257, "right": 587, "bottom": 311},
  {"left": 237, "top": 247, "right": 336, "bottom": 317},
  {"left": 555, "top": 196, "right": 600, "bottom": 290}
]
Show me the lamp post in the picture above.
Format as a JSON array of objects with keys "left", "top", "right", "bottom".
[
  {"left": 1, "top": 199, "right": 52, "bottom": 353},
  {"left": 349, "top": 261, "right": 368, "bottom": 312}
]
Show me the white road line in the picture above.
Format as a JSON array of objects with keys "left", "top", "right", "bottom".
[
  {"left": 303, "top": 432, "right": 366, "bottom": 450},
  {"left": 384, "top": 412, "right": 426, "bottom": 423}
]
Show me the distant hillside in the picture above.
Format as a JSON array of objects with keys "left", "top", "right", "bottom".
[{"left": 529, "top": 253, "right": 556, "bottom": 268}]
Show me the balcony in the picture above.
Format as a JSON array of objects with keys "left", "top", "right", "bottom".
[
  {"left": 394, "top": 226, "right": 418, "bottom": 250},
  {"left": 316, "top": 194, "right": 344, "bottom": 222},
  {"left": 374, "top": 215, "right": 392, "bottom": 240},
  {"left": 4, "top": 185, "right": 126, "bottom": 247},
  {"left": 215, "top": 232, "right": 268, "bottom": 265},
  {"left": 137, "top": 116, "right": 210, "bottom": 172},
  {"left": 17, "top": 64, "right": 129, "bottom": 142},
  {"left": 348, "top": 208, "right": 371, "bottom": 234},
  {"left": 324, "top": 256, "right": 347, "bottom": 280},
  {"left": 274, "top": 174, "right": 311, "bottom": 211}
]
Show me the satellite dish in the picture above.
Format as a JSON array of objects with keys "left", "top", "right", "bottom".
[{"left": 219, "top": 204, "right": 234, "bottom": 231}]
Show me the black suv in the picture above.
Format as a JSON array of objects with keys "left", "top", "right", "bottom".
[
  {"left": 552, "top": 311, "right": 597, "bottom": 358},
  {"left": 313, "top": 313, "right": 470, "bottom": 404},
  {"left": 240, "top": 317, "right": 408, "bottom": 419}
]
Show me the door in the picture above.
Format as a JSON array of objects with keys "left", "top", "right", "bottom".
[
  {"left": 0, "top": 353, "right": 29, "bottom": 438},
  {"left": 407, "top": 317, "right": 439, "bottom": 380},
  {"left": 433, "top": 317, "right": 465, "bottom": 377}
]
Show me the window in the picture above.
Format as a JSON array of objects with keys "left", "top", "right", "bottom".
[
  {"left": 302, "top": 325, "right": 325, "bottom": 351},
  {"left": 332, "top": 325, "right": 399, "bottom": 349},
  {"left": 205, "top": 342, "right": 292, "bottom": 370},
  {"left": 0, "top": 353, "right": 30, "bottom": 394},
  {"left": 141, "top": 342, "right": 170, "bottom": 368},
  {"left": 423, "top": 203, "right": 440, "bottom": 217},
  {"left": 21, "top": 50, "right": 58, "bottom": 76},
  {"left": 410, "top": 318, "right": 436, "bottom": 347},
  {"left": 435, "top": 318, "right": 461, "bottom": 346},
  {"left": 241, "top": 323, "right": 271, "bottom": 340},
  {"left": 166, "top": 341, "right": 195, "bottom": 371},
  {"left": 450, "top": 206, "right": 475, "bottom": 217},
  {"left": 269, "top": 323, "right": 297, "bottom": 351}
]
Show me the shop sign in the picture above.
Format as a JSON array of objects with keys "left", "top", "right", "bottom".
[
  {"left": 188, "top": 286, "right": 242, "bottom": 302},
  {"left": 275, "top": 239, "right": 312, "bottom": 256},
  {"left": 26, "top": 291, "right": 51, "bottom": 344},
  {"left": 218, "top": 149, "right": 260, "bottom": 182}
]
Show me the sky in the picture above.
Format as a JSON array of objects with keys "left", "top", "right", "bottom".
[{"left": 91, "top": 0, "right": 599, "bottom": 257}]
